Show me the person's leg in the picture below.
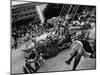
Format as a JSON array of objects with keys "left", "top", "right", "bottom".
[
  {"left": 29, "top": 66, "right": 36, "bottom": 73},
  {"left": 42, "top": 58, "right": 46, "bottom": 63},
  {"left": 65, "top": 51, "right": 77, "bottom": 65},
  {"left": 35, "top": 62, "right": 37, "bottom": 71},
  {"left": 35, "top": 62, "right": 40, "bottom": 71},
  {"left": 39, "top": 56, "right": 45, "bottom": 65},
  {"left": 36, "top": 62, "right": 40, "bottom": 69},
  {"left": 23, "top": 66, "right": 29, "bottom": 74},
  {"left": 27, "top": 66, "right": 33, "bottom": 73},
  {"left": 72, "top": 53, "right": 81, "bottom": 70}
]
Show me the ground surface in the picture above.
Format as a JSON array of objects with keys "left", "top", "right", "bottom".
[{"left": 11, "top": 45, "right": 96, "bottom": 74}]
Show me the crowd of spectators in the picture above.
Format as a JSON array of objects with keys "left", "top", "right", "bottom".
[{"left": 11, "top": 7, "right": 96, "bottom": 51}]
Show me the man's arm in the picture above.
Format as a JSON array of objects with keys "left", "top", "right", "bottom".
[
  {"left": 58, "top": 42, "right": 71, "bottom": 50},
  {"left": 21, "top": 46, "right": 35, "bottom": 53}
]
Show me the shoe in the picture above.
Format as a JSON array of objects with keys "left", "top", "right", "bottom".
[{"left": 65, "top": 60, "right": 70, "bottom": 65}]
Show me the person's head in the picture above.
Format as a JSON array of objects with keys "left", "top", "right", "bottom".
[
  {"left": 60, "top": 26, "right": 66, "bottom": 36},
  {"left": 65, "top": 14, "right": 72, "bottom": 20},
  {"left": 46, "top": 34, "right": 53, "bottom": 42},
  {"left": 60, "top": 26, "right": 65, "bottom": 32},
  {"left": 25, "top": 60, "right": 28, "bottom": 63}
]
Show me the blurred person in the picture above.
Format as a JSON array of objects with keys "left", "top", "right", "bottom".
[
  {"left": 25, "top": 60, "right": 36, "bottom": 73},
  {"left": 65, "top": 39, "right": 95, "bottom": 70}
]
